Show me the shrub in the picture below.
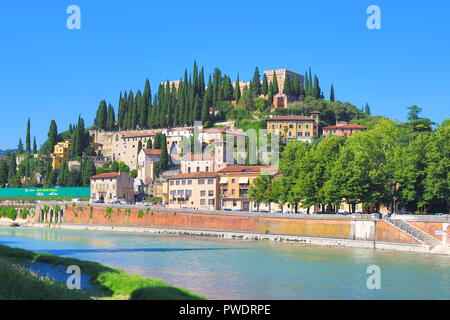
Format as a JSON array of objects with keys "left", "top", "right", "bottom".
[{"left": 138, "top": 210, "right": 144, "bottom": 219}]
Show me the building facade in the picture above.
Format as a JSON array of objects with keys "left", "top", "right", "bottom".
[
  {"left": 264, "top": 69, "right": 304, "bottom": 96},
  {"left": 167, "top": 172, "right": 219, "bottom": 210},
  {"left": 51, "top": 140, "right": 72, "bottom": 170},
  {"left": 90, "top": 172, "right": 134, "bottom": 203},
  {"left": 218, "top": 166, "right": 273, "bottom": 212},
  {"left": 323, "top": 121, "right": 367, "bottom": 136},
  {"left": 137, "top": 148, "right": 161, "bottom": 185},
  {"left": 266, "top": 112, "right": 320, "bottom": 142}
]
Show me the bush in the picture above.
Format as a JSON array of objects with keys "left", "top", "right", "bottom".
[{"left": 0, "top": 207, "right": 18, "bottom": 220}]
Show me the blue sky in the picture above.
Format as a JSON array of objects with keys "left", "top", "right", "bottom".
[{"left": 0, "top": 0, "right": 449, "bottom": 149}]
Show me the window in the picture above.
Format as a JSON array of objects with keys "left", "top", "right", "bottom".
[
  {"left": 279, "top": 125, "right": 282, "bottom": 129},
  {"left": 298, "top": 132, "right": 302, "bottom": 137},
  {"left": 176, "top": 180, "right": 180, "bottom": 185},
  {"left": 200, "top": 190, "right": 206, "bottom": 196},
  {"left": 233, "top": 201, "right": 237, "bottom": 206},
  {"left": 288, "top": 132, "right": 292, "bottom": 137},
  {"left": 198, "top": 179, "right": 205, "bottom": 185},
  {"left": 207, "top": 179, "right": 214, "bottom": 184},
  {"left": 208, "top": 199, "right": 215, "bottom": 205},
  {"left": 206, "top": 166, "right": 209, "bottom": 172},
  {"left": 272, "top": 125, "right": 275, "bottom": 129},
  {"left": 289, "top": 124, "right": 293, "bottom": 128},
  {"left": 231, "top": 189, "right": 235, "bottom": 195},
  {"left": 196, "top": 167, "right": 200, "bottom": 172},
  {"left": 208, "top": 190, "right": 214, "bottom": 197},
  {"left": 231, "top": 179, "right": 235, "bottom": 183},
  {"left": 182, "top": 180, "right": 186, "bottom": 185},
  {"left": 188, "top": 180, "right": 192, "bottom": 185},
  {"left": 188, "top": 167, "right": 191, "bottom": 173},
  {"left": 306, "top": 132, "right": 310, "bottom": 137},
  {"left": 200, "top": 199, "right": 206, "bottom": 205},
  {"left": 306, "top": 124, "right": 309, "bottom": 129},
  {"left": 298, "top": 124, "right": 302, "bottom": 128}
]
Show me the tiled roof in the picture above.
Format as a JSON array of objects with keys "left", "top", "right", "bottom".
[
  {"left": 143, "top": 149, "right": 161, "bottom": 155},
  {"left": 323, "top": 124, "right": 366, "bottom": 130},
  {"left": 167, "top": 172, "right": 218, "bottom": 180},
  {"left": 267, "top": 116, "right": 315, "bottom": 122},
  {"left": 218, "top": 166, "right": 272, "bottom": 174},
  {"left": 90, "top": 172, "right": 123, "bottom": 179}
]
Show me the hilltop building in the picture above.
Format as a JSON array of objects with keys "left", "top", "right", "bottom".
[
  {"left": 323, "top": 121, "right": 367, "bottom": 137},
  {"left": 51, "top": 140, "right": 72, "bottom": 170},
  {"left": 266, "top": 112, "right": 320, "bottom": 142}
]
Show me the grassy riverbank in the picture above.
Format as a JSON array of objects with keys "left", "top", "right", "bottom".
[{"left": 0, "top": 244, "right": 205, "bottom": 300}]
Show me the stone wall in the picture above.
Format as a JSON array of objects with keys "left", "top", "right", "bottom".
[{"left": 375, "top": 221, "right": 421, "bottom": 245}]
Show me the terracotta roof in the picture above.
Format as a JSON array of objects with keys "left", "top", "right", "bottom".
[
  {"left": 121, "top": 132, "right": 154, "bottom": 138},
  {"left": 323, "top": 124, "right": 367, "bottom": 130},
  {"left": 143, "top": 149, "right": 161, "bottom": 155},
  {"left": 181, "top": 153, "right": 215, "bottom": 161},
  {"left": 167, "top": 172, "right": 218, "bottom": 180},
  {"left": 267, "top": 116, "right": 315, "bottom": 122},
  {"left": 200, "top": 127, "right": 246, "bottom": 136},
  {"left": 90, "top": 172, "right": 123, "bottom": 179},
  {"left": 218, "top": 166, "right": 272, "bottom": 174}
]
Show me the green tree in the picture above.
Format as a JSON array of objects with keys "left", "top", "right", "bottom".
[
  {"left": 251, "top": 67, "right": 262, "bottom": 97},
  {"left": 26, "top": 118, "right": 31, "bottom": 154},
  {"left": 106, "top": 104, "right": 116, "bottom": 131},
  {"left": 47, "top": 120, "right": 58, "bottom": 154},
  {"left": 249, "top": 175, "right": 274, "bottom": 211},
  {"left": 94, "top": 100, "right": 108, "bottom": 130},
  {"left": 146, "top": 138, "right": 153, "bottom": 149},
  {"left": 45, "top": 170, "right": 57, "bottom": 187},
  {"left": 272, "top": 71, "right": 279, "bottom": 95},
  {"left": 33, "top": 137, "right": 37, "bottom": 154},
  {"left": 330, "top": 85, "right": 335, "bottom": 102},
  {"left": 261, "top": 74, "right": 269, "bottom": 96},
  {"left": 17, "top": 139, "right": 24, "bottom": 154},
  {"left": 159, "top": 134, "right": 169, "bottom": 171}
]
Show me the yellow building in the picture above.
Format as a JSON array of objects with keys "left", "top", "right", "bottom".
[
  {"left": 266, "top": 111, "right": 320, "bottom": 142},
  {"left": 51, "top": 140, "right": 72, "bottom": 170}
]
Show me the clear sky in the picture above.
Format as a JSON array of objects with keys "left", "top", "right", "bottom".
[{"left": 0, "top": 0, "right": 449, "bottom": 149}]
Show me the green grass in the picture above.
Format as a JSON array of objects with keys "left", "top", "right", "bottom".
[{"left": 0, "top": 244, "right": 205, "bottom": 300}]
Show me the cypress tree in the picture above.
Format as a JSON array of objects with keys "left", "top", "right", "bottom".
[
  {"left": 18, "top": 139, "right": 24, "bottom": 154},
  {"left": 293, "top": 75, "right": 301, "bottom": 98},
  {"left": 94, "top": 100, "right": 108, "bottom": 130},
  {"left": 26, "top": 118, "right": 31, "bottom": 154},
  {"left": 330, "top": 84, "right": 335, "bottom": 102},
  {"left": 7, "top": 155, "right": 17, "bottom": 180},
  {"left": 251, "top": 67, "right": 262, "bottom": 97},
  {"left": 33, "top": 137, "right": 37, "bottom": 154},
  {"left": 137, "top": 140, "right": 142, "bottom": 157},
  {"left": 146, "top": 138, "right": 153, "bottom": 149},
  {"left": 57, "top": 162, "right": 69, "bottom": 187},
  {"left": 313, "top": 75, "right": 321, "bottom": 100},
  {"left": 283, "top": 75, "right": 293, "bottom": 95},
  {"left": 272, "top": 71, "right": 279, "bottom": 95},
  {"left": 159, "top": 134, "right": 169, "bottom": 171},
  {"left": 234, "top": 74, "right": 241, "bottom": 102},
  {"left": 47, "top": 120, "right": 58, "bottom": 154},
  {"left": 106, "top": 104, "right": 116, "bottom": 131},
  {"left": 268, "top": 85, "right": 274, "bottom": 104},
  {"left": 143, "top": 79, "right": 152, "bottom": 107},
  {"left": 261, "top": 74, "right": 269, "bottom": 96},
  {"left": 365, "top": 103, "right": 371, "bottom": 115}
]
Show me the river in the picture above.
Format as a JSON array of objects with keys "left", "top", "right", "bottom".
[{"left": 0, "top": 227, "right": 448, "bottom": 300}]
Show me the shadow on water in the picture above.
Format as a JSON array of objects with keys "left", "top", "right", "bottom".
[{"left": 36, "top": 247, "right": 246, "bottom": 255}]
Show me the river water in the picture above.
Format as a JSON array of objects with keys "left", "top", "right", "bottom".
[{"left": 0, "top": 227, "right": 448, "bottom": 300}]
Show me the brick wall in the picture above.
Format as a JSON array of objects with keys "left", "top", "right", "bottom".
[{"left": 64, "top": 206, "right": 352, "bottom": 239}]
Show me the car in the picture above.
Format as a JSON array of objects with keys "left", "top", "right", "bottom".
[
  {"left": 94, "top": 199, "right": 104, "bottom": 204},
  {"left": 313, "top": 211, "right": 325, "bottom": 215},
  {"left": 109, "top": 201, "right": 121, "bottom": 205},
  {"left": 434, "top": 213, "right": 446, "bottom": 216},
  {"left": 340, "top": 211, "right": 350, "bottom": 215},
  {"left": 72, "top": 198, "right": 82, "bottom": 202}
]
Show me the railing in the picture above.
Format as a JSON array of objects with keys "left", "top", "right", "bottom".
[{"left": 385, "top": 218, "right": 441, "bottom": 245}]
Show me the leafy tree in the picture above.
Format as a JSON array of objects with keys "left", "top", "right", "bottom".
[
  {"left": 111, "top": 161, "right": 119, "bottom": 172},
  {"left": 249, "top": 175, "right": 274, "bottom": 211},
  {"left": 407, "top": 105, "right": 422, "bottom": 122}
]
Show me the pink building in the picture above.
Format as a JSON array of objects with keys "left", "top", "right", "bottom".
[{"left": 322, "top": 121, "right": 367, "bottom": 136}]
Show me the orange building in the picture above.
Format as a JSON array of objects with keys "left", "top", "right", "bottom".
[
  {"left": 323, "top": 121, "right": 366, "bottom": 137},
  {"left": 218, "top": 166, "right": 275, "bottom": 212}
]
